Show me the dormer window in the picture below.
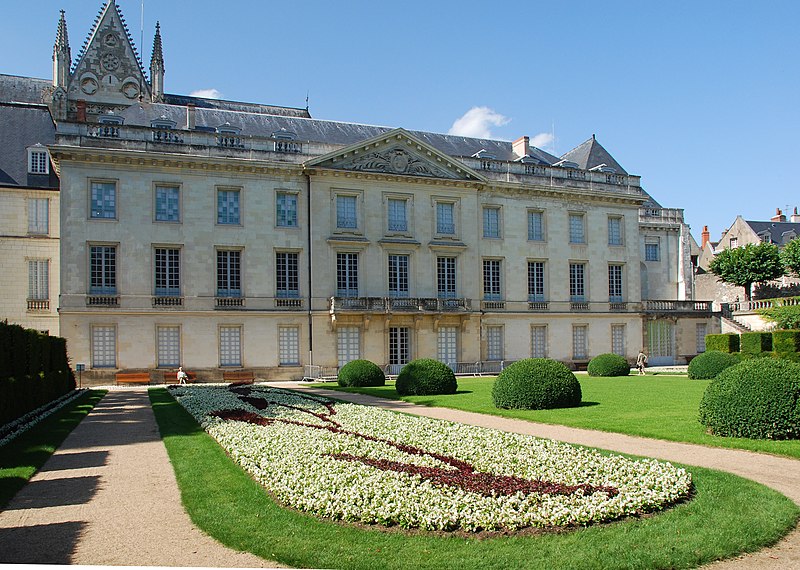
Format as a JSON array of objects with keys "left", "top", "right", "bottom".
[
  {"left": 554, "top": 160, "right": 579, "bottom": 169},
  {"left": 151, "top": 115, "right": 177, "bottom": 129},
  {"left": 216, "top": 122, "right": 243, "bottom": 148},
  {"left": 473, "top": 150, "right": 497, "bottom": 171},
  {"left": 272, "top": 129, "right": 301, "bottom": 153},
  {"left": 216, "top": 122, "right": 241, "bottom": 135},
  {"left": 98, "top": 112, "right": 124, "bottom": 125},
  {"left": 590, "top": 163, "right": 617, "bottom": 174},
  {"left": 27, "top": 144, "right": 49, "bottom": 175}
]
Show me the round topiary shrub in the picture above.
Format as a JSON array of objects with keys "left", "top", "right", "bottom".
[
  {"left": 337, "top": 359, "right": 385, "bottom": 387},
  {"left": 395, "top": 359, "right": 457, "bottom": 396},
  {"left": 687, "top": 350, "right": 740, "bottom": 379},
  {"left": 587, "top": 353, "right": 631, "bottom": 377},
  {"left": 492, "top": 358, "right": 582, "bottom": 410},
  {"left": 698, "top": 358, "right": 800, "bottom": 439}
]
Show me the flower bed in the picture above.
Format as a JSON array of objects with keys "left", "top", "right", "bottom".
[{"left": 170, "top": 385, "right": 691, "bottom": 532}]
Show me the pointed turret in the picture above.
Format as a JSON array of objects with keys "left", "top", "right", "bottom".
[
  {"left": 53, "top": 10, "right": 71, "bottom": 88},
  {"left": 150, "top": 22, "right": 165, "bottom": 103}
]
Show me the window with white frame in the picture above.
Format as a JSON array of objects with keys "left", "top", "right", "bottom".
[
  {"left": 483, "top": 207, "right": 500, "bottom": 238},
  {"left": 155, "top": 248, "right": 180, "bottom": 296},
  {"left": 528, "top": 210, "right": 544, "bottom": 241},
  {"left": 279, "top": 326, "right": 300, "bottom": 365},
  {"left": 157, "top": 326, "right": 180, "bottom": 368},
  {"left": 437, "top": 327, "right": 458, "bottom": 365},
  {"left": 437, "top": 256, "right": 456, "bottom": 299},
  {"left": 155, "top": 185, "right": 180, "bottom": 222},
  {"left": 387, "top": 198, "right": 407, "bottom": 232},
  {"left": 216, "top": 249, "right": 241, "bottom": 297},
  {"left": 28, "top": 147, "right": 49, "bottom": 174},
  {"left": 276, "top": 252, "right": 299, "bottom": 298},
  {"left": 573, "top": 325, "right": 588, "bottom": 359},
  {"left": 389, "top": 327, "right": 410, "bottom": 365},
  {"left": 528, "top": 261, "right": 545, "bottom": 302},
  {"left": 28, "top": 259, "right": 49, "bottom": 300},
  {"left": 219, "top": 326, "right": 242, "bottom": 366},
  {"left": 436, "top": 202, "right": 455, "bottom": 235},
  {"left": 90, "top": 181, "right": 116, "bottom": 219},
  {"left": 569, "top": 262, "right": 586, "bottom": 302},
  {"left": 483, "top": 259, "right": 502, "bottom": 301},
  {"left": 645, "top": 241, "right": 660, "bottom": 261},
  {"left": 28, "top": 198, "right": 49, "bottom": 234},
  {"left": 569, "top": 213, "right": 586, "bottom": 244},
  {"left": 217, "top": 188, "right": 240, "bottom": 225},
  {"left": 276, "top": 192, "right": 298, "bottom": 227},
  {"left": 611, "top": 324, "right": 626, "bottom": 356},
  {"left": 336, "top": 195, "right": 358, "bottom": 229},
  {"left": 729, "top": 237, "right": 738, "bottom": 249},
  {"left": 337, "top": 326, "right": 360, "bottom": 367},
  {"left": 531, "top": 325, "right": 547, "bottom": 358},
  {"left": 486, "top": 326, "right": 504, "bottom": 360},
  {"left": 91, "top": 325, "right": 116, "bottom": 368},
  {"left": 608, "top": 216, "right": 623, "bottom": 246},
  {"left": 388, "top": 254, "right": 409, "bottom": 297},
  {"left": 608, "top": 264, "right": 624, "bottom": 302},
  {"left": 90, "top": 245, "right": 117, "bottom": 294},
  {"left": 696, "top": 323, "right": 707, "bottom": 353},
  {"left": 336, "top": 252, "right": 359, "bottom": 297}
]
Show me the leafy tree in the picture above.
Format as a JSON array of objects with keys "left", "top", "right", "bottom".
[
  {"left": 782, "top": 237, "right": 800, "bottom": 278},
  {"left": 759, "top": 303, "right": 800, "bottom": 330},
  {"left": 708, "top": 242, "right": 784, "bottom": 301}
]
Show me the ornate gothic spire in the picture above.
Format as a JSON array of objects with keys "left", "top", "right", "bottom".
[
  {"left": 52, "top": 10, "right": 71, "bottom": 88},
  {"left": 150, "top": 21, "right": 165, "bottom": 102}
]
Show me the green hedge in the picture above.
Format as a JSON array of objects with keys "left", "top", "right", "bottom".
[
  {"left": 688, "top": 351, "right": 740, "bottom": 379},
  {"left": 773, "top": 330, "right": 800, "bottom": 353},
  {"left": 492, "top": 359, "right": 581, "bottom": 410},
  {"left": 740, "top": 332, "right": 773, "bottom": 354},
  {"left": 587, "top": 353, "right": 630, "bottom": 377},
  {"left": 337, "top": 359, "right": 385, "bottom": 387},
  {"left": 395, "top": 359, "right": 457, "bottom": 396},
  {"left": 705, "top": 334, "right": 740, "bottom": 353}
]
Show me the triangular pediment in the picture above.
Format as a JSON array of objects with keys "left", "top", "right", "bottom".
[
  {"left": 306, "top": 128, "right": 486, "bottom": 182},
  {"left": 67, "top": 1, "right": 150, "bottom": 109}
]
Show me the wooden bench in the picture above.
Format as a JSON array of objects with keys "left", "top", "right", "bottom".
[
  {"left": 223, "top": 370, "right": 255, "bottom": 384},
  {"left": 164, "top": 370, "right": 197, "bottom": 384},
  {"left": 116, "top": 372, "right": 151, "bottom": 385}
]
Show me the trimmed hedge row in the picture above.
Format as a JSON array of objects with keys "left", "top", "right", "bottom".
[
  {"left": 705, "top": 331, "right": 800, "bottom": 363},
  {"left": 705, "top": 334, "right": 740, "bottom": 353}
]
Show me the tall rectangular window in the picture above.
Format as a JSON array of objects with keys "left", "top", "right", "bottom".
[
  {"left": 645, "top": 242, "right": 660, "bottom": 261},
  {"left": 387, "top": 198, "right": 407, "bottom": 232},
  {"left": 157, "top": 326, "right": 180, "bottom": 368},
  {"left": 436, "top": 202, "right": 455, "bottom": 235},
  {"left": 437, "top": 327, "right": 458, "bottom": 365},
  {"left": 573, "top": 325, "right": 588, "bottom": 359},
  {"left": 437, "top": 256, "right": 456, "bottom": 299},
  {"left": 696, "top": 323, "right": 707, "bottom": 353},
  {"left": 528, "top": 210, "right": 544, "bottom": 241},
  {"left": 336, "top": 195, "right": 357, "bottom": 229},
  {"left": 569, "top": 213, "right": 585, "bottom": 244},
  {"left": 336, "top": 252, "right": 359, "bottom": 297},
  {"left": 217, "top": 188, "right": 240, "bottom": 224},
  {"left": 611, "top": 324, "right": 626, "bottom": 356},
  {"left": 337, "top": 327, "right": 360, "bottom": 367},
  {"left": 155, "top": 248, "right": 180, "bottom": 296},
  {"left": 90, "top": 181, "right": 116, "bottom": 219},
  {"left": 487, "top": 326, "right": 504, "bottom": 360},
  {"left": 276, "top": 252, "right": 299, "bottom": 298},
  {"left": 483, "top": 259, "right": 502, "bottom": 300},
  {"left": 91, "top": 326, "right": 116, "bottom": 368},
  {"left": 155, "top": 185, "right": 180, "bottom": 222},
  {"left": 388, "top": 254, "right": 409, "bottom": 298},
  {"left": 531, "top": 325, "right": 547, "bottom": 358},
  {"left": 28, "top": 260, "right": 49, "bottom": 300},
  {"left": 279, "top": 327, "right": 300, "bottom": 365},
  {"left": 90, "top": 245, "right": 117, "bottom": 294},
  {"left": 216, "top": 250, "right": 241, "bottom": 297},
  {"left": 276, "top": 192, "right": 297, "bottom": 227},
  {"left": 219, "top": 326, "right": 242, "bottom": 367},
  {"left": 389, "top": 327, "right": 410, "bottom": 365},
  {"left": 569, "top": 263, "right": 585, "bottom": 302},
  {"left": 527, "top": 261, "right": 545, "bottom": 302},
  {"left": 608, "top": 264, "right": 624, "bottom": 302},
  {"left": 28, "top": 149, "right": 49, "bottom": 174},
  {"left": 608, "top": 216, "right": 623, "bottom": 246},
  {"left": 483, "top": 207, "right": 500, "bottom": 238},
  {"left": 28, "top": 198, "right": 49, "bottom": 234}
]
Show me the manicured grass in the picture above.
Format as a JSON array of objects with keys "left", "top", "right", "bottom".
[
  {"left": 150, "top": 387, "right": 799, "bottom": 570},
  {"left": 0, "top": 390, "right": 106, "bottom": 508},
  {"left": 323, "top": 375, "right": 800, "bottom": 459}
]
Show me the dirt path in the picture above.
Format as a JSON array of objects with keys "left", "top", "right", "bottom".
[
  {"left": 0, "top": 390, "right": 279, "bottom": 567},
  {"left": 276, "top": 383, "right": 800, "bottom": 569}
]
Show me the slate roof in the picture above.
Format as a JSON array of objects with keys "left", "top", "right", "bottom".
[
  {"left": 745, "top": 220, "right": 800, "bottom": 246},
  {"left": 0, "top": 74, "right": 52, "bottom": 105},
  {"left": 560, "top": 135, "right": 628, "bottom": 175},
  {"left": 0, "top": 102, "right": 57, "bottom": 188}
]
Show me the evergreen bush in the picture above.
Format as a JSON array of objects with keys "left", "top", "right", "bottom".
[
  {"left": 395, "top": 359, "right": 457, "bottom": 396},
  {"left": 773, "top": 330, "right": 800, "bottom": 353},
  {"left": 740, "top": 332, "right": 773, "bottom": 355},
  {"left": 492, "top": 358, "right": 581, "bottom": 410},
  {"left": 698, "top": 359, "right": 800, "bottom": 439},
  {"left": 337, "top": 359, "right": 385, "bottom": 387},
  {"left": 687, "top": 350, "right": 740, "bottom": 379},
  {"left": 705, "top": 333, "right": 740, "bottom": 353},
  {"left": 587, "top": 353, "right": 630, "bottom": 377}
]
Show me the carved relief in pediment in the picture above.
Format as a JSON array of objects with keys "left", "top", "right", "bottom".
[{"left": 337, "top": 146, "right": 460, "bottom": 179}]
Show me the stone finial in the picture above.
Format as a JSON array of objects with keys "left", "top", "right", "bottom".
[
  {"left": 150, "top": 22, "right": 165, "bottom": 102},
  {"left": 53, "top": 10, "right": 72, "bottom": 88}
]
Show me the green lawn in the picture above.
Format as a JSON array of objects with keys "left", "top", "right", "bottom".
[
  {"left": 0, "top": 390, "right": 106, "bottom": 508},
  {"left": 321, "top": 375, "right": 800, "bottom": 459},
  {"left": 149, "top": 387, "right": 799, "bottom": 570}
]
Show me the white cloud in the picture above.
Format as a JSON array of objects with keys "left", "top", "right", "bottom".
[
  {"left": 448, "top": 106, "right": 510, "bottom": 139},
  {"left": 190, "top": 88, "right": 223, "bottom": 99},
  {"left": 530, "top": 132, "right": 554, "bottom": 151}
]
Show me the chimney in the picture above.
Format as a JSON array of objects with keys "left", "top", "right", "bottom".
[
  {"left": 771, "top": 207, "right": 786, "bottom": 223},
  {"left": 76, "top": 100, "right": 87, "bottom": 122},
  {"left": 512, "top": 136, "right": 529, "bottom": 159},
  {"left": 701, "top": 225, "right": 710, "bottom": 249},
  {"left": 186, "top": 104, "right": 196, "bottom": 130},
  {"left": 791, "top": 207, "right": 800, "bottom": 223}
]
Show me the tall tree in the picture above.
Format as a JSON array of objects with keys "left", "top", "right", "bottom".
[
  {"left": 708, "top": 242, "right": 784, "bottom": 301},
  {"left": 782, "top": 237, "right": 800, "bottom": 277}
]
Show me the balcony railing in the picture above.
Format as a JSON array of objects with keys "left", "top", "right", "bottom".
[
  {"left": 153, "top": 296, "right": 183, "bottom": 307},
  {"left": 330, "top": 296, "right": 471, "bottom": 313},
  {"left": 528, "top": 301, "right": 549, "bottom": 311},
  {"left": 644, "top": 300, "right": 713, "bottom": 313},
  {"left": 216, "top": 297, "right": 245, "bottom": 308},
  {"left": 724, "top": 297, "right": 800, "bottom": 313},
  {"left": 275, "top": 298, "right": 304, "bottom": 309},
  {"left": 87, "top": 124, "right": 119, "bottom": 138},
  {"left": 27, "top": 299, "right": 50, "bottom": 311},
  {"left": 152, "top": 129, "right": 184, "bottom": 144},
  {"left": 86, "top": 295, "right": 119, "bottom": 307},
  {"left": 610, "top": 302, "right": 628, "bottom": 311},
  {"left": 570, "top": 302, "right": 590, "bottom": 311}
]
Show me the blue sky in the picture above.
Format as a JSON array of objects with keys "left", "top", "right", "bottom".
[{"left": 2, "top": 1, "right": 798, "bottom": 242}]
